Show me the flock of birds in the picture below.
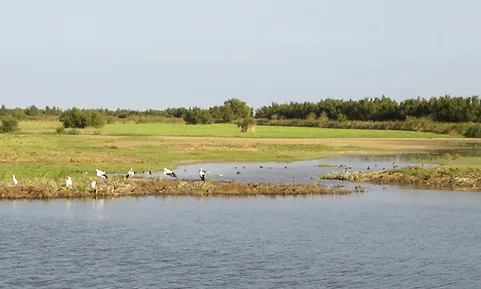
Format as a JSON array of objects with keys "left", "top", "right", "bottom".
[{"left": 10, "top": 167, "right": 209, "bottom": 189}]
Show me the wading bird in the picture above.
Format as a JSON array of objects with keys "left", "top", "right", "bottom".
[
  {"left": 163, "top": 168, "right": 177, "bottom": 178},
  {"left": 66, "top": 176, "right": 73, "bottom": 188},
  {"left": 199, "top": 168, "right": 207, "bottom": 181},
  {"left": 126, "top": 168, "right": 134, "bottom": 178},
  {"left": 12, "top": 175, "right": 18, "bottom": 185},
  {"left": 96, "top": 169, "right": 108, "bottom": 179}
]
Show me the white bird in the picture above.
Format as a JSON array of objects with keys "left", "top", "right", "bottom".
[
  {"left": 163, "top": 168, "right": 177, "bottom": 178},
  {"left": 91, "top": 180, "right": 96, "bottom": 189},
  {"left": 199, "top": 168, "right": 207, "bottom": 181},
  {"left": 96, "top": 169, "right": 108, "bottom": 179},
  {"left": 66, "top": 176, "right": 73, "bottom": 187},
  {"left": 12, "top": 175, "right": 18, "bottom": 185},
  {"left": 126, "top": 168, "right": 134, "bottom": 178}
]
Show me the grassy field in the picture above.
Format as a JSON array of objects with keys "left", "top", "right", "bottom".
[
  {"left": 2, "top": 121, "right": 479, "bottom": 184},
  {"left": 19, "top": 121, "right": 454, "bottom": 138}
]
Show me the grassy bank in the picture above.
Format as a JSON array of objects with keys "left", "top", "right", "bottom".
[
  {"left": 1, "top": 133, "right": 475, "bottom": 182},
  {"left": 0, "top": 178, "right": 352, "bottom": 200},
  {"left": 2, "top": 121, "right": 480, "bottom": 186},
  {"left": 321, "top": 166, "right": 481, "bottom": 192}
]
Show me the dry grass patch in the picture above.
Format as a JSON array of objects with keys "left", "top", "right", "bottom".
[
  {"left": 322, "top": 166, "right": 481, "bottom": 192},
  {"left": 0, "top": 178, "right": 353, "bottom": 200}
]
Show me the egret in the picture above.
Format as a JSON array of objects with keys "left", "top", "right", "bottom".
[{"left": 12, "top": 175, "right": 18, "bottom": 185}]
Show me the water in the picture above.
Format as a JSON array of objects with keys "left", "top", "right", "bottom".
[
  {"left": 1, "top": 156, "right": 480, "bottom": 288},
  {"left": 143, "top": 155, "right": 437, "bottom": 183}
]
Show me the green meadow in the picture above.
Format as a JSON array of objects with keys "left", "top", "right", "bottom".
[
  {"left": 1, "top": 121, "right": 478, "bottom": 183},
  {"left": 20, "top": 121, "right": 453, "bottom": 138}
]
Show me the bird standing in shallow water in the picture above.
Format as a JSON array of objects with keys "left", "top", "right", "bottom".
[
  {"left": 126, "top": 168, "right": 134, "bottom": 178},
  {"left": 12, "top": 175, "right": 18, "bottom": 185},
  {"left": 199, "top": 169, "right": 207, "bottom": 181},
  {"left": 163, "top": 168, "right": 177, "bottom": 178}
]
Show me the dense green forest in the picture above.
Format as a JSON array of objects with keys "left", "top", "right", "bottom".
[{"left": 255, "top": 95, "right": 481, "bottom": 123}]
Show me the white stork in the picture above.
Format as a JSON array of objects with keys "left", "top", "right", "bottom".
[
  {"left": 96, "top": 169, "right": 108, "bottom": 179},
  {"left": 199, "top": 168, "right": 207, "bottom": 181},
  {"left": 126, "top": 168, "right": 134, "bottom": 178},
  {"left": 163, "top": 168, "right": 177, "bottom": 178},
  {"left": 66, "top": 176, "right": 73, "bottom": 187}
]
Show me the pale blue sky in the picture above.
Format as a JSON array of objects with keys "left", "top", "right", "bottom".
[{"left": 0, "top": 0, "right": 480, "bottom": 110}]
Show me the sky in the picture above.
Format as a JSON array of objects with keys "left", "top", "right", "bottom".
[{"left": 0, "top": 0, "right": 480, "bottom": 110}]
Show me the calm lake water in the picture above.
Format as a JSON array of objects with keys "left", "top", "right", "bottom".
[{"left": 1, "top": 156, "right": 480, "bottom": 288}]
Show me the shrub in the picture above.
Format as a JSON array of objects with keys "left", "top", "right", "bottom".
[
  {"left": 88, "top": 110, "right": 106, "bottom": 128},
  {"left": 0, "top": 117, "right": 19, "bottom": 133},
  {"left": 464, "top": 124, "right": 481, "bottom": 138},
  {"left": 105, "top": 115, "right": 118, "bottom": 124},
  {"left": 183, "top": 108, "right": 214, "bottom": 124},
  {"left": 237, "top": 118, "right": 257, "bottom": 132},
  {"left": 68, "top": 128, "right": 80, "bottom": 135},
  {"left": 55, "top": 126, "right": 66, "bottom": 134},
  {"left": 59, "top": 108, "right": 106, "bottom": 128},
  {"left": 59, "top": 108, "right": 88, "bottom": 128}
]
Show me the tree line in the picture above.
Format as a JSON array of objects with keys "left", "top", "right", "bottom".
[
  {"left": 255, "top": 95, "right": 481, "bottom": 123},
  {"left": 0, "top": 98, "right": 254, "bottom": 129},
  {"left": 1, "top": 96, "right": 481, "bottom": 130}
]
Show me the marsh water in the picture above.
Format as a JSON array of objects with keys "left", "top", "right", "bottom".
[
  {"left": 1, "top": 155, "right": 481, "bottom": 288},
  {"left": 148, "top": 155, "right": 437, "bottom": 184}
]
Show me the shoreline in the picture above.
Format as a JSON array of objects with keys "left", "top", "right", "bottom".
[
  {"left": 321, "top": 166, "right": 481, "bottom": 192},
  {"left": 0, "top": 178, "right": 356, "bottom": 200}
]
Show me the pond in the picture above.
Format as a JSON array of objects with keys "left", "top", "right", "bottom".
[
  {"left": 145, "top": 154, "right": 437, "bottom": 184},
  {"left": 1, "top": 155, "right": 479, "bottom": 288}
]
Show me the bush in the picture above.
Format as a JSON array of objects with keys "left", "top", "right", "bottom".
[
  {"left": 464, "top": 124, "right": 481, "bottom": 138},
  {"left": 88, "top": 110, "right": 106, "bottom": 128},
  {"left": 237, "top": 118, "right": 257, "bottom": 132},
  {"left": 68, "top": 128, "right": 80, "bottom": 135},
  {"left": 183, "top": 108, "right": 214, "bottom": 124},
  {"left": 59, "top": 108, "right": 106, "bottom": 128},
  {"left": 105, "top": 115, "right": 118, "bottom": 124},
  {"left": 56, "top": 126, "right": 66, "bottom": 134},
  {"left": 0, "top": 117, "right": 19, "bottom": 133}
]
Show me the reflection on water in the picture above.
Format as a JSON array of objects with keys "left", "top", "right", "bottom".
[{"left": 1, "top": 186, "right": 481, "bottom": 288}]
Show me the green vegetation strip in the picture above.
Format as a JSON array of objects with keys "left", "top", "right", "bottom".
[
  {"left": 18, "top": 121, "right": 452, "bottom": 138},
  {"left": 0, "top": 178, "right": 353, "bottom": 200},
  {"left": 321, "top": 166, "right": 481, "bottom": 191}
]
